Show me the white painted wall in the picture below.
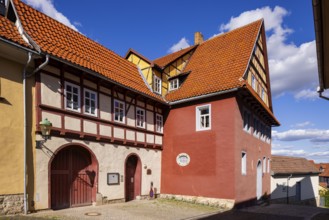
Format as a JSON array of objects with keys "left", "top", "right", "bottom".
[
  {"left": 34, "top": 135, "right": 162, "bottom": 210},
  {"left": 271, "top": 175, "right": 319, "bottom": 201},
  {"left": 40, "top": 73, "right": 61, "bottom": 108}
]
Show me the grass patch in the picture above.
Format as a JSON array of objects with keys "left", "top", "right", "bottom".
[{"left": 155, "top": 198, "right": 220, "bottom": 211}]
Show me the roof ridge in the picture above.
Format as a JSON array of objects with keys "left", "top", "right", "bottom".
[
  {"left": 153, "top": 45, "right": 196, "bottom": 63},
  {"left": 201, "top": 19, "right": 263, "bottom": 45}
]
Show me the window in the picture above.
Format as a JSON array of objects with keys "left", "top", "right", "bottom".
[
  {"left": 156, "top": 114, "right": 163, "bottom": 133},
  {"left": 243, "top": 110, "right": 251, "bottom": 133},
  {"left": 267, "top": 158, "right": 270, "bottom": 173},
  {"left": 261, "top": 88, "right": 265, "bottom": 101},
  {"left": 241, "top": 152, "right": 247, "bottom": 175},
  {"left": 251, "top": 74, "right": 256, "bottom": 90},
  {"left": 65, "top": 82, "right": 80, "bottom": 111},
  {"left": 114, "top": 99, "right": 125, "bottom": 123},
  {"left": 263, "top": 157, "right": 266, "bottom": 174},
  {"left": 84, "top": 89, "right": 97, "bottom": 116},
  {"left": 196, "top": 104, "right": 211, "bottom": 131},
  {"left": 153, "top": 75, "right": 162, "bottom": 94},
  {"left": 136, "top": 107, "right": 145, "bottom": 128},
  {"left": 169, "top": 78, "right": 179, "bottom": 91}
]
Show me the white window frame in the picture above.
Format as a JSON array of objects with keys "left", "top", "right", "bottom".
[
  {"left": 153, "top": 75, "right": 162, "bottom": 94},
  {"left": 169, "top": 78, "right": 179, "bottom": 91},
  {"left": 156, "top": 113, "right": 163, "bottom": 133},
  {"left": 114, "top": 99, "right": 125, "bottom": 123},
  {"left": 65, "top": 81, "right": 80, "bottom": 112},
  {"left": 263, "top": 157, "right": 266, "bottom": 174},
  {"left": 196, "top": 104, "right": 211, "bottom": 131},
  {"left": 136, "top": 107, "right": 145, "bottom": 128},
  {"left": 243, "top": 110, "right": 251, "bottom": 133},
  {"left": 241, "top": 151, "right": 247, "bottom": 175},
  {"left": 84, "top": 88, "right": 97, "bottom": 116},
  {"left": 251, "top": 74, "right": 256, "bottom": 90},
  {"left": 267, "top": 158, "right": 270, "bottom": 173}
]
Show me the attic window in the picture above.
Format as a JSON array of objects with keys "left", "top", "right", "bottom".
[
  {"left": 169, "top": 78, "right": 179, "bottom": 91},
  {"left": 7, "top": 1, "right": 16, "bottom": 23},
  {"left": 153, "top": 75, "right": 161, "bottom": 94}
]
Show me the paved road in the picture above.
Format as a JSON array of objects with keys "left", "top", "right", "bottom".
[{"left": 1, "top": 200, "right": 329, "bottom": 220}]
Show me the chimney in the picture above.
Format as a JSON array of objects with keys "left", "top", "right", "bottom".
[
  {"left": 0, "top": 0, "right": 5, "bottom": 17},
  {"left": 194, "top": 32, "right": 204, "bottom": 45}
]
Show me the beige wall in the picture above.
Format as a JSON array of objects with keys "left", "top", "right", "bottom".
[
  {"left": 271, "top": 175, "right": 319, "bottom": 201},
  {"left": 34, "top": 135, "right": 162, "bottom": 210}
]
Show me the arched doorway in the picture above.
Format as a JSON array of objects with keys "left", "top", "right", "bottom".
[
  {"left": 256, "top": 160, "right": 262, "bottom": 199},
  {"left": 125, "top": 154, "right": 141, "bottom": 201},
  {"left": 50, "top": 145, "right": 98, "bottom": 210}
]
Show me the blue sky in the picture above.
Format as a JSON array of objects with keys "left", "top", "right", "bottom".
[{"left": 22, "top": 0, "right": 329, "bottom": 162}]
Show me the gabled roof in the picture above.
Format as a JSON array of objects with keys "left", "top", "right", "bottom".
[
  {"left": 271, "top": 156, "right": 320, "bottom": 175},
  {"left": 7, "top": 0, "right": 164, "bottom": 102},
  {"left": 312, "top": 162, "right": 329, "bottom": 177},
  {"left": 165, "top": 20, "right": 262, "bottom": 102},
  {"left": 153, "top": 45, "right": 197, "bottom": 68}
]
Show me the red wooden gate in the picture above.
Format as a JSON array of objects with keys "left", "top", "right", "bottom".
[
  {"left": 51, "top": 146, "right": 96, "bottom": 209},
  {"left": 125, "top": 155, "right": 141, "bottom": 201}
]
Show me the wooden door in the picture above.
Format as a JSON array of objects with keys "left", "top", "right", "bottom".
[
  {"left": 125, "top": 155, "right": 141, "bottom": 201},
  {"left": 51, "top": 146, "right": 95, "bottom": 209}
]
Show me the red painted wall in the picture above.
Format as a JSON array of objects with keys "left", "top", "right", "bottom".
[{"left": 161, "top": 94, "right": 271, "bottom": 204}]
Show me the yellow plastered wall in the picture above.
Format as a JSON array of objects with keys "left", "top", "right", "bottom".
[
  {"left": 0, "top": 56, "right": 25, "bottom": 194},
  {"left": 127, "top": 53, "right": 153, "bottom": 86}
]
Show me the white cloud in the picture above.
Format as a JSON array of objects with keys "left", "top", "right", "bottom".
[
  {"left": 291, "top": 121, "right": 314, "bottom": 128},
  {"left": 24, "top": 0, "right": 80, "bottom": 32},
  {"left": 218, "top": 6, "right": 318, "bottom": 99},
  {"left": 272, "top": 149, "right": 306, "bottom": 157},
  {"left": 167, "top": 37, "right": 190, "bottom": 53},
  {"left": 272, "top": 129, "right": 329, "bottom": 143}
]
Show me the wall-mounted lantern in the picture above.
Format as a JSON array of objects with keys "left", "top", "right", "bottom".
[{"left": 36, "top": 118, "right": 52, "bottom": 148}]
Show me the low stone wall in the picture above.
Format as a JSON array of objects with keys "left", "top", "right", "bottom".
[
  {"left": 160, "top": 194, "right": 235, "bottom": 209},
  {"left": 0, "top": 194, "right": 24, "bottom": 215}
]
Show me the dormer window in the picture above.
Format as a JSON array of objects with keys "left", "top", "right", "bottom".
[
  {"left": 169, "top": 78, "right": 179, "bottom": 91},
  {"left": 153, "top": 75, "right": 161, "bottom": 94}
]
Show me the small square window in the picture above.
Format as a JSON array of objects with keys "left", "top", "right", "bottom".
[
  {"left": 169, "top": 78, "right": 179, "bottom": 91},
  {"left": 196, "top": 104, "right": 211, "bottom": 131}
]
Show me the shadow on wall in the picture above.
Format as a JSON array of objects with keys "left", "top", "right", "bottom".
[{"left": 271, "top": 175, "right": 317, "bottom": 206}]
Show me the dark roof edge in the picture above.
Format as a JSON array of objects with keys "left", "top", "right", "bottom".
[
  {"left": 168, "top": 88, "right": 239, "bottom": 105},
  {"left": 272, "top": 171, "right": 320, "bottom": 176}
]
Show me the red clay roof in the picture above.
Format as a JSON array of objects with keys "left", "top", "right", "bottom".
[
  {"left": 165, "top": 20, "right": 262, "bottom": 102},
  {"left": 313, "top": 163, "right": 329, "bottom": 177},
  {"left": 10, "top": 0, "right": 163, "bottom": 102},
  {"left": 153, "top": 45, "right": 197, "bottom": 68},
  {"left": 271, "top": 156, "right": 320, "bottom": 175},
  {"left": 0, "top": 16, "right": 30, "bottom": 48}
]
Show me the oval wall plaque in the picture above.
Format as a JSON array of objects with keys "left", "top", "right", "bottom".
[{"left": 176, "top": 153, "right": 190, "bottom": 166}]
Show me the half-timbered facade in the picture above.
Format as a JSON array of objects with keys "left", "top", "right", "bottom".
[{"left": 0, "top": 0, "right": 279, "bottom": 214}]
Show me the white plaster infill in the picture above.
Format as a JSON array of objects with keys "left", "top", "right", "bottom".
[{"left": 160, "top": 194, "right": 234, "bottom": 210}]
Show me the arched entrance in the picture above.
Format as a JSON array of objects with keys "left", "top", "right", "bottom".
[
  {"left": 125, "top": 154, "right": 141, "bottom": 201},
  {"left": 50, "top": 145, "right": 98, "bottom": 210},
  {"left": 256, "top": 160, "right": 262, "bottom": 199}
]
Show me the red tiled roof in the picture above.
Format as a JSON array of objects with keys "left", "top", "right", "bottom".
[
  {"left": 153, "top": 45, "right": 197, "bottom": 68},
  {"left": 0, "top": 16, "right": 30, "bottom": 48},
  {"left": 313, "top": 163, "right": 329, "bottom": 177},
  {"left": 165, "top": 20, "right": 262, "bottom": 102},
  {"left": 11, "top": 0, "right": 163, "bottom": 102},
  {"left": 320, "top": 182, "right": 328, "bottom": 188},
  {"left": 271, "top": 156, "right": 320, "bottom": 175}
]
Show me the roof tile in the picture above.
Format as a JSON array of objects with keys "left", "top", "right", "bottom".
[{"left": 271, "top": 156, "right": 319, "bottom": 175}]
